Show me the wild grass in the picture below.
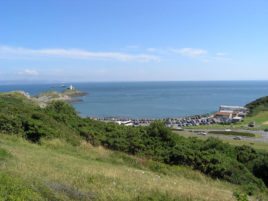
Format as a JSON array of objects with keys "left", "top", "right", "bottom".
[
  {"left": 238, "top": 111, "right": 268, "bottom": 129},
  {"left": 0, "top": 134, "right": 245, "bottom": 201}
]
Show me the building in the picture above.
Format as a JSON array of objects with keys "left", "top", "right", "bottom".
[
  {"left": 68, "top": 85, "right": 75, "bottom": 90},
  {"left": 214, "top": 111, "right": 232, "bottom": 119},
  {"left": 219, "top": 105, "right": 248, "bottom": 114},
  {"left": 115, "top": 120, "right": 134, "bottom": 126},
  {"left": 214, "top": 105, "right": 248, "bottom": 122}
]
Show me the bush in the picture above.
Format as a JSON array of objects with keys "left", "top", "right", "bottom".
[
  {"left": 252, "top": 157, "right": 268, "bottom": 186},
  {"left": 236, "top": 145, "right": 258, "bottom": 164},
  {"left": 0, "top": 114, "right": 22, "bottom": 134},
  {"left": 233, "top": 192, "right": 249, "bottom": 201}
]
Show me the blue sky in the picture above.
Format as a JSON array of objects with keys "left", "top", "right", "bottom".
[{"left": 0, "top": 0, "right": 267, "bottom": 82}]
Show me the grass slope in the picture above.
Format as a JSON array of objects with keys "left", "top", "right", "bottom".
[
  {"left": 0, "top": 134, "right": 243, "bottom": 201},
  {"left": 238, "top": 112, "right": 268, "bottom": 130},
  {"left": 246, "top": 96, "right": 268, "bottom": 116}
]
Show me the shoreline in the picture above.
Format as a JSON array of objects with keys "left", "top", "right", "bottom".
[{"left": 13, "top": 89, "right": 87, "bottom": 108}]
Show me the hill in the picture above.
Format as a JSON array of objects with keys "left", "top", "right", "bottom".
[
  {"left": 0, "top": 135, "right": 240, "bottom": 201},
  {"left": 0, "top": 92, "right": 268, "bottom": 200},
  {"left": 246, "top": 96, "right": 268, "bottom": 116}
]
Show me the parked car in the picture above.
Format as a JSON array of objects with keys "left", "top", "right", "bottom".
[
  {"left": 248, "top": 122, "right": 256, "bottom": 128},
  {"left": 233, "top": 136, "right": 242, "bottom": 140},
  {"left": 197, "top": 131, "right": 207, "bottom": 136}
]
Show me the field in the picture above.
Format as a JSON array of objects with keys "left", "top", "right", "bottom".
[
  {"left": 0, "top": 134, "right": 248, "bottom": 201},
  {"left": 174, "top": 130, "right": 268, "bottom": 152},
  {"left": 237, "top": 111, "right": 268, "bottom": 130}
]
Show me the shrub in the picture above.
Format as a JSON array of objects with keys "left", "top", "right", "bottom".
[
  {"left": 0, "top": 114, "right": 22, "bottom": 134},
  {"left": 22, "top": 119, "right": 55, "bottom": 142},
  {"left": 233, "top": 192, "right": 249, "bottom": 201},
  {"left": 252, "top": 157, "right": 268, "bottom": 186},
  {"left": 236, "top": 145, "right": 258, "bottom": 164}
]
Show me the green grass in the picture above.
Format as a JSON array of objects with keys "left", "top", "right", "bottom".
[
  {"left": 174, "top": 130, "right": 268, "bottom": 152},
  {"left": 221, "top": 140, "right": 268, "bottom": 152},
  {"left": 237, "top": 111, "right": 268, "bottom": 130},
  {"left": 208, "top": 131, "right": 255, "bottom": 137},
  {"left": 0, "top": 134, "right": 255, "bottom": 201},
  {"left": 0, "top": 172, "right": 43, "bottom": 201},
  {"left": 0, "top": 148, "right": 10, "bottom": 161}
]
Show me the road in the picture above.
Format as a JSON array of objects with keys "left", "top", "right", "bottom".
[{"left": 183, "top": 129, "right": 268, "bottom": 143}]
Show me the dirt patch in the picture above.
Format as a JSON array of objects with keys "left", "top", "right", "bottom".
[{"left": 262, "top": 121, "right": 268, "bottom": 125}]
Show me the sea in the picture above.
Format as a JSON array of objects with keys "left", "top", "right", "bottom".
[{"left": 1, "top": 81, "right": 268, "bottom": 119}]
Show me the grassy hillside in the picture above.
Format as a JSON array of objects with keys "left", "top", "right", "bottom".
[
  {"left": 246, "top": 96, "right": 268, "bottom": 116},
  {"left": 0, "top": 92, "right": 81, "bottom": 143},
  {"left": 236, "top": 111, "right": 268, "bottom": 130},
  {"left": 0, "top": 92, "right": 268, "bottom": 200},
  {"left": 0, "top": 135, "right": 251, "bottom": 201},
  {"left": 234, "top": 96, "right": 268, "bottom": 130}
]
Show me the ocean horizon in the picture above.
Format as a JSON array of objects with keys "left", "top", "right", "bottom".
[{"left": 1, "top": 81, "right": 268, "bottom": 119}]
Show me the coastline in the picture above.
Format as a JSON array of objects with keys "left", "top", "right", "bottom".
[{"left": 13, "top": 89, "right": 87, "bottom": 108}]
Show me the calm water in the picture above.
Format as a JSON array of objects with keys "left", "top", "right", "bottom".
[{"left": 1, "top": 81, "right": 268, "bottom": 118}]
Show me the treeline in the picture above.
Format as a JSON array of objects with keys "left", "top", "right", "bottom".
[{"left": 0, "top": 93, "right": 268, "bottom": 195}]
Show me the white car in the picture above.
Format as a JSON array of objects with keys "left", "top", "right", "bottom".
[{"left": 198, "top": 132, "right": 207, "bottom": 136}]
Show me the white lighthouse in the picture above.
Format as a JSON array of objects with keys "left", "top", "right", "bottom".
[{"left": 68, "top": 85, "right": 75, "bottom": 90}]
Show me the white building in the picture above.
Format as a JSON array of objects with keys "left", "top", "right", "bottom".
[
  {"left": 115, "top": 120, "right": 133, "bottom": 126},
  {"left": 219, "top": 105, "right": 248, "bottom": 114},
  {"left": 214, "top": 105, "right": 248, "bottom": 121},
  {"left": 68, "top": 85, "right": 75, "bottom": 90}
]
